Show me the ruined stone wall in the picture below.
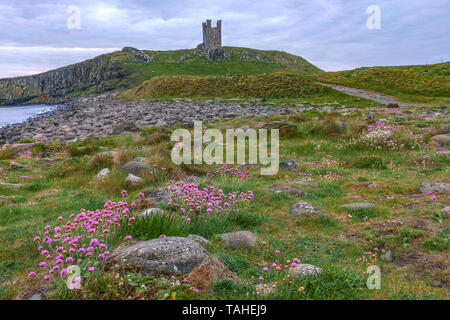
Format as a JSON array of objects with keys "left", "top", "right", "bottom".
[{"left": 198, "top": 20, "right": 222, "bottom": 51}]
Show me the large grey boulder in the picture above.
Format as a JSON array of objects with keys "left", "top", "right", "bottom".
[
  {"left": 290, "top": 201, "right": 324, "bottom": 217},
  {"left": 360, "top": 130, "right": 393, "bottom": 144},
  {"left": 105, "top": 237, "right": 208, "bottom": 275},
  {"left": 419, "top": 182, "right": 450, "bottom": 194},
  {"left": 219, "top": 231, "right": 258, "bottom": 249},
  {"left": 431, "top": 134, "right": 450, "bottom": 146},
  {"left": 440, "top": 123, "right": 450, "bottom": 134},
  {"left": 289, "top": 264, "right": 322, "bottom": 277},
  {"left": 122, "top": 161, "right": 153, "bottom": 176},
  {"left": 341, "top": 203, "right": 375, "bottom": 210},
  {"left": 279, "top": 160, "right": 297, "bottom": 170}
]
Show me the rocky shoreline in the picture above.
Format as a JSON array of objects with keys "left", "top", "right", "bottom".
[{"left": 0, "top": 94, "right": 306, "bottom": 145}]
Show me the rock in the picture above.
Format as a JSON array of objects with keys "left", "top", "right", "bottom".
[
  {"left": 341, "top": 203, "right": 375, "bottom": 210},
  {"left": 122, "top": 161, "right": 153, "bottom": 176},
  {"left": 431, "top": 134, "right": 450, "bottom": 146},
  {"left": 10, "top": 161, "right": 27, "bottom": 169},
  {"left": 0, "top": 182, "right": 23, "bottom": 188},
  {"left": 364, "top": 112, "right": 376, "bottom": 122},
  {"left": 360, "top": 130, "right": 393, "bottom": 144},
  {"left": 96, "top": 168, "right": 111, "bottom": 179},
  {"left": 187, "top": 234, "right": 209, "bottom": 245},
  {"left": 387, "top": 103, "right": 399, "bottom": 108},
  {"left": 419, "top": 182, "right": 450, "bottom": 194},
  {"left": 112, "top": 122, "right": 141, "bottom": 135},
  {"left": 155, "top": 120, "right": 168, "bottom": 128},
  {"left": 272, "top": 186, "right": 304, "bottom": 197},
  {"left": 134, "top": 157, "right": 148, "bottom": 162},
  {"left": 380, "top": 249, "right": 392, "bottom": 262},
  {"left": 279, "top": 160, "right": 297, "bottom": 170},
  {"left": 125, "top": 174, "right": 142, "bottom": 185},
  {"left": 261, "top": 121, "right": 297, "bottom": 135},
  {"left": 141, "top": 208, "right": 165, "bottom": 216},
  {"left": 431, "top": 280, "right": 443, "bottom": 288},
  {"left": 440, "top": 123, "right": 450, "bottom": 134},
  {"left": 289, "top": 264, "right": 322, "bottom": 277},
  {"left": 122, "top": 47, "right": 138, "bottom": 52},
  {"left": 336, "top": 121, "right": 348, "bottom": 131},
  {"left": 219, "top": 231, "right": 258, "bottom": 249},
  {"left": 290, "top": 201, "right": 324, "bottom": 217},
  {"left": 105, "top": 236, "right": 208, "bottom": 275},
  {"left": 441, "top": 206, "right": 450, "bottom": 215},
  {"left": 2, "top": 143, "right": 35, "bottom": 155},
  {"left": 147, "top": 185, "right": 182, "bottom": 204},
  {"left": 27, "top": 293, "right": 43, "bottom": 300}
]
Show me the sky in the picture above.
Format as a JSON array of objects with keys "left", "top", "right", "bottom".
[{"left": 0, "top": 0, "right": 449, "bottom": 78}]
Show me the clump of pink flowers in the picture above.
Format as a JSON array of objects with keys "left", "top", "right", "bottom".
[
  {"left": 207, "top": 164, "right": 248, "bottom": 180},
  {"left": 28, "top": 192, "right": 135, "bottom": 287}
]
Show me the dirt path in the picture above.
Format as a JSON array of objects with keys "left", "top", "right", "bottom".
[{"left": 319, "top": 83, "right": 425, "bottom": 107}]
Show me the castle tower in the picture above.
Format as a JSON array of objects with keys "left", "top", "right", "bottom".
[{"left": 198, "top": 19, "right": 222, "bottom": 51}]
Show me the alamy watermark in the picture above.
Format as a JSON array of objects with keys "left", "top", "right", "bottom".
[
  {"left": 366, "top": 5, "right": 381, "bottom": 30},
  {"left": 366, "top": 265, "right": 381, "bottom": 290},
  {"left": 171, "top": 121, "right": 279, "bottom": 175},
  {"left": 67, "top": 5, "right": 81, "bottom": 30}
]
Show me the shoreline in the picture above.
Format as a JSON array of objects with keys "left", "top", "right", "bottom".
[{"left": 0, "top": 94, "right": 305, "bottom": 145}]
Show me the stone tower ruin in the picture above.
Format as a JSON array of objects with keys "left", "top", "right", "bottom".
[{"left": 197, "top": 19, "right": 224, "bottom": 60}]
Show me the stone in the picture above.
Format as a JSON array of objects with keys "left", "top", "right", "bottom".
[
  {"left": 255, "top": 283, "right": 275, "bottom": 295},
  {"left": 96, "top": 168, "right": 111, "bottom": 179},
  {"left": 360, "top": 130, "right": 393, "bottom": 143},
  {"left": 28, "top": 293, "right": 43, "bottom": 300},
  {"left": 105, "top": 237, "right": 208, "bottom": 275},
  {"left": 431, "top": 280, "right": 443, "bottom": 288},
  {"left": 290, "top": 201, "right": 324, "bottom": 217},
  {"left": 134, "top": 157, "right": 148, "bottom": 162},
  {"left": 289, "top": 264, "right": 322, "bottom": 277},
  {"left": 431, "top": 134, "right": 450, "bottom": 146},
  {"left": 272, "top": 186, "right": 304, "bottom": 197},
  {"left": 219, "top": 231, "right": 258, "bottom": 249},
  {"left": 122, "top": 161, "right": 153, "bottom": 176},
  {"left": 141, "top": 208, "right": 165, "bottom": 216},
  {"left": 387, "top": 103, "right": 399, "bottom": 108},
  {"left": 364, "top": 112, "right": 376, "bottom": 122},
  {"left": 147, "top": 184, "right": 182, "bottom": 204},
  {"left": 125, "top": 174, "right": 142, "bottom": 185},
  {"left": 112, "top": 122, "right": 141, "bottom": 135},
  {"left": 419, "top": 182, "right": 450, "bottom": 194},
  {"left": 380, "top": 249, "right": 393, "bottom": 262},
  {"left": 10, "top": 161, "right": 27, "bottom": 169},
  {"left": 0, "top": 182, "right": 23, "bottom": 188},
  {"left": 440, "top": 123, "right": 450, "bottom": 134},
  {"left": 341, "top": 203, "right": 376, "bottom": 210},
  {"left": 261, "top": 120, "right": 297, "bottom": 135},
  {"left": 279, "top": 160, "right": 297, "bottom": 170},
  {"left": 336, "top": 121, "right": 348, "bottom": 131},
  {"left": 2, "top": 143, "right": 35, "bottom": 155},
  {"left": 187, "top": 234, "right": 209, "bottom": 245},
  {"left": 441, "top": 206, "right": 450, "bottom": 215}
]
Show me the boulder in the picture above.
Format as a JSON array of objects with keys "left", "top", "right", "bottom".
[
  {"left": 105, "top": 237, "right": 208, "bottom": 275},
  {"left": 187, "top": 234, "right": 209, "bottom": 245},
  {"left": 419, "top": 182, "right": 450, "bottom": 194},
  {"left": 147, "top": 184, "right": 182, "bottom": 204},
  {"left": 112, "top": 122, "right": 141, "bottom": 135},
  {"left": 289, "top": 264, "right": 322, "bottom": 277},
  {"left": 2, "top": 143, "right": 35, "bottom": 155},
  {"left": 360, "top": 130, "right": 393, "bottom": 144},
  {"left": 440, "top": 206, "right": 450, "bottom": 215},
  {"left": 341, "top": 203, "right": 375, "bottom": 210},
  {"left": 290, "top": 200, "right": 324, "bottom": 217},
  {"left": 122, "top": 161, "right": 153, "bottom": 176},
  {"left": 219, "top": 231, "right": 258, "bottom": 249},
  {"left": 96, "top": 168, "right": 111, "bottom": 179},
  {"left": 125, "top": 173, "right": 142, "bottom": 185},
  {"left": 272, "top": 186, "right": 304, "bottom": 197},
  {"left": 279, "top": 160, "right": 297, "bottom": 170},
  {"left": 262, "top": 121, "right": 297, "bottom": 135},
  {"left": 0, "top": 182, "right": 23, "bottom": 188},
  {"left": 440, "top": 123, "right": 450, "bottom": 134},
  {"left": 431, "top": 134, "right": 450, "bottom": 146}
]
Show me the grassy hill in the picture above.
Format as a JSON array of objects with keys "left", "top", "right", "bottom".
[
  {"left": 314, "top": 62, "right": 450, "bottom": 105},
  {"left": 78, "top": 46, "right": 324, "bottom": 95}
]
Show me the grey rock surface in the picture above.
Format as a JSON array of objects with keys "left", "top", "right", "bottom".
[
  {"left": 290, "top": 200, "right": 324, "bottom": 217},
  {"left": 219, "top": 231, "right": 258, "bottom": 249}
]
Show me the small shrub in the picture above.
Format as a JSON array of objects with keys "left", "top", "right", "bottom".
[
  {"left": 351, "top": 155, "right": 387, "bottom": 169},
  {"left": 87, "top": 153, "right": 114, "bottom": 171}
]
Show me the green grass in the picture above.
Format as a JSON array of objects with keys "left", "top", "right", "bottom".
[
  {"left": 0, "top": 103, "right": 449, "bottom": 300},
  {"left": 314, "top": 61, "right": 450, "bottom": 105}
]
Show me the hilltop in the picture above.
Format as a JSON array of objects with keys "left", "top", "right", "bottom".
[{"left": 0, "top": 47, "right": 322, "bottom": 105}]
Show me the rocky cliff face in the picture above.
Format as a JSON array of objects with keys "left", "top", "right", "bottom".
[{"left": 0, "top": 53, "right": 127, "bottom": 105}]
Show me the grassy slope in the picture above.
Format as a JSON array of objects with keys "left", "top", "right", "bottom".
[
  {"left": 0, "top": 108, "right": 449, "bottom": 300},
  {"left": 314, "top": 62, "right": 450, "bottom": 105},
  {"left": 79, "top": 46, "right": 323, "bottom": 96}
]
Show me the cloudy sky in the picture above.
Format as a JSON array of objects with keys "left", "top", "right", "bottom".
[{"left": 0, "top": 0, "right": 449, "bottom": 78}]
